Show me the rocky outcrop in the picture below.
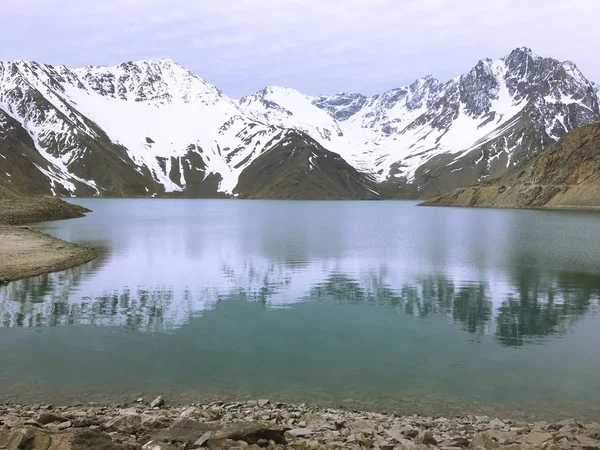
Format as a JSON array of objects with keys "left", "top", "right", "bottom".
[
  {"left": 421, "top": 122, "right": 600, "bottom": 210},
  {"left": 1, "top": 401, "right": 599, "bottom": 450}
]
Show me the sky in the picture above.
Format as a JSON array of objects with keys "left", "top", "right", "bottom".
[{"left": 2, "top": 0, "right": 599, "bottom": 98}]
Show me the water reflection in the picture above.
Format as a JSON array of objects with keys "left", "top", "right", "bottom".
[{"left": 2, "top": 257, "right": 598, "bottom": 347}]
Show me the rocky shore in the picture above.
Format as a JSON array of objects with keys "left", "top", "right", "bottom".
[{"left": 1, "top": 399, "right": 598, "bottom": 450}]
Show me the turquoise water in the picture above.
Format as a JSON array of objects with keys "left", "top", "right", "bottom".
[{"left": 1, "top": 199, "right": 599, "bottom": 420}]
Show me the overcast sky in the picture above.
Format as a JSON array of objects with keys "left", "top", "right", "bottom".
[{"left": 2, "top": 0, "right": 598, "bottom": 97}]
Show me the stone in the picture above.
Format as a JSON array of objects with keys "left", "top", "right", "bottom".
[
  {"left": 56, "top": 421, "right": 73, "bottom": 430},
  {"left": 37, "top": 412, "right": 69, "bottom": 425},
  {"left": 574, "top": 435, "right": 600, "bottom": 447},
  {"left": 450, "top": 436, "right": 471, "bottom": 447},
  {"left": 557, "top": 418, "right": 580, "bottom": 428},
  {"left": 257, "top": 400, "right": 270, "bottom": 407},
  {"left": 193, "top": 431, "right": 213, "bottom": 447},
  {"left": 519, "top": 432, "right": 553, "bottom": 447},
  {"left": 469, "top": 433, "right": 500, "bottom": 449},
  {"left": 155, "top": 419, "right": 219, "bottom": 444},
  {"left": 538, "top": 444, "right": 563, "bottom": 450},
  {"left": 207, "top": 439, "right": 249, "bottom": 450},
  {"left": 286, "top": 428, "right": 313, "bottom": 438},
  {"left": 104, "top": 414, "right": 142, "bottom": 434},
  {"left": 485, "top": 429, "right": 518, "bottom": 444},
  {"left": 417, "top": 431, "right": 437, "bottom": 446},
  {"left": 5, "top": 427, "right": 129, "bottom": 450},
  {"left": 150, "top": 396, "right": 165, "bottom": 408},
  {"left": 349, "top": 419, "right": 376, "bottom": 435},
  {"left": 142, "top": 441, "right": 179, "bottom": 450},
  {"left": 141, "top": 414, "right": 171, "bottom": 430},
  {"left": 181, "top": 407, "right": 197, "bottom": 418},
  {"left": 301, "top": 414, "right": 333, "bottom": 430},
  {"left": 489, "top": 419, "right": 506, "bottom": 430},
  {"left": 211, "top": 422, "right": 286, "bottom": 445}
]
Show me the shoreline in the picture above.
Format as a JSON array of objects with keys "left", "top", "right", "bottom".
[
  {"left": 0, "top": 195, "right": 97, "bottom": 283},
  {"left": 0, "top": 225, "right": 97, "bottom": 283},
  {"left": 1, "top": 399, "right": 598, "bottom": 450}
]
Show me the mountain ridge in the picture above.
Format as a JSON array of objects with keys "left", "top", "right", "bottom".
[
  {"left": 1, "top": 47, "right": 598, "bottom": 199},
  {"left": 420, "top": 120, "right": 600, "bottom": 210}
]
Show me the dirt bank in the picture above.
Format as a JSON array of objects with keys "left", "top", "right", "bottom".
[
  {"left": 0, "top": 182, "right": 96, "bottom": 282},
  {"left": 0, "top": 226, "right": 96, "bottom": 283},
  {"left": 0, "top": 196, "right": 91, "bottom": 225}
]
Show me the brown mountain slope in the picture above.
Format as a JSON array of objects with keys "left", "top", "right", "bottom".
[
  {"left": 421, "top": 122, "right": 600, "bottom": 210},
  {"left": 234, "top": 133, "right": 381, "bottom": 200},
  {"left": 0, "top": 179, "right": 91, "bottom": 225}
]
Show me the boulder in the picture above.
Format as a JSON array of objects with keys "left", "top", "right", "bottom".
[{"left": 150, "top": 396, "right": 165, "bottom": 408}]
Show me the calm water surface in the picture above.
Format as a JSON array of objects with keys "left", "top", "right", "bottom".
[{"left": 1, "top": 199, "right": 600, "bottom": 420}]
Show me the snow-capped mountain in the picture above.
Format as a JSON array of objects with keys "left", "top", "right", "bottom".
[
  {"left": 0, "top": 59, "right": 303, "bottom": 196},
  {"left": 0, "top": 48, "right": 598, "bottom": 198},
  {"left": 241, "top": 47, "right": 600, "bottom": 197}
]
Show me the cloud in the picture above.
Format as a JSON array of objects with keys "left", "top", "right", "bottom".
[{"left": 1, "top": 0, "right": 598, "bottom": 97}]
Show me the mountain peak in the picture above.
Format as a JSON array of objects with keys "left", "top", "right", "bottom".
[{"left": 508, "top": 46, "right": 537, "bottom": 58}]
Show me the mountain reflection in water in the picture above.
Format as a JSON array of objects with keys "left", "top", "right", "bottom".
[{"left": 2, "top": 252, "right": 598, "bottom": 348}]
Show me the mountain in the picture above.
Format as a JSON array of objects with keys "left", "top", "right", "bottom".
[
  {"left": 234, "top": 132, "right": 380, "bottom": 199},
  {"left": 242, "top": 48, "right": 600, "bottom": 198},
  {"left": 0, "top": 59, "right": 318, "bottom": 197},
  {"left": 1, "top": 48, "right": 599, "bottom": 199},
  {"left": 421, "top": 121, "right": 600, "bottom": 209}
]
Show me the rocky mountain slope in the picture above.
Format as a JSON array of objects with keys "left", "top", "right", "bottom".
[
  {"left": 421, "top": 121, "right": 600, "bottom": 209},
  {"left": 0, "top": 59, "right": 310, "bottom": 197},
  {"left": 234, "top": 132, "right": 380, "bottom": 199},
  {"left": 242, "top": 47, "right": 600, "bottom": 198},
  {"left": 1, "top": 48, "right": 598, "bottom": 199},
  {"left": 0, "top": 179, "right": 90, "bottom": 225}
]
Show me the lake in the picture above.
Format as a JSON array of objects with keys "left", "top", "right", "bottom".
[{"left": 1, "top": 199, "right": 600, "bottom": 420}]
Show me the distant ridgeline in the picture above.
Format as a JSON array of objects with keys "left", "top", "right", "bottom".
[{"left": 0, "top": 47, "right": 599, "bottom": 199}]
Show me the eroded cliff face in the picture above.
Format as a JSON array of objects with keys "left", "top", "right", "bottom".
[{"left": 421, "top": 122, "right": 600, "bottom": 210}]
